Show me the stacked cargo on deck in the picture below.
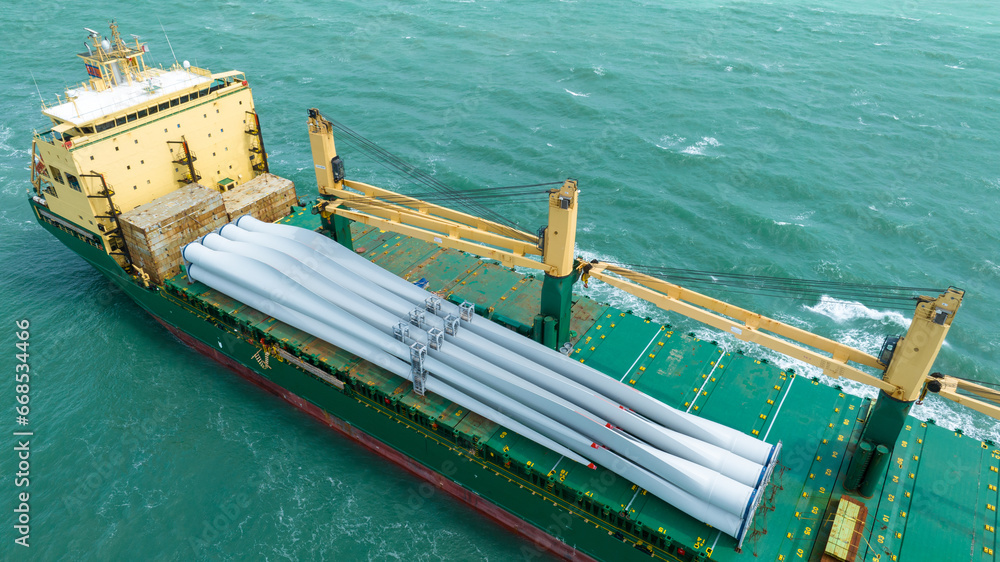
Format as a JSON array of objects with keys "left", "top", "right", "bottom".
[
  {"left": 221, "top": 173, "right": 297, "bottom": 223},
  {"left": 120, "top": 184, "right": 228, "bottom": 285},
  {"left": 120, "top": 176, "right": 298, "bottom": 285}
]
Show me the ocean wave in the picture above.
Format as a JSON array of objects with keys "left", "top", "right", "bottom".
[
  {"left": 804, "top": 295, "right": 910, "bottom": 327},
  {"left": 0, "top": 124, "right": 29, "bottom": 160},
  {"left": 680, "top": 137, "right": 721, "bottom": 156},
  {"left": 911, "top": 394, "right": 1000, "bottom": 442},
  {"left": 654, "top": 134, "right": 685, "bottom": 150}
]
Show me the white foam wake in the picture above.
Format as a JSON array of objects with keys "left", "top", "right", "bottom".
[
  {"left": 680, "top": 137, "right": 721, "bottom": 156},
  {"left": 805, "top": 295, "right": 910, "bottom": 327}
]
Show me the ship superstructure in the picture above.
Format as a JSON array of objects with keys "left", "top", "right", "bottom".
[
  {"left": 25, "top": 22, "right": 1000, "bottom": 562},
  {"left": 31, "top": 21, "right": 268, "bottom": 271}
]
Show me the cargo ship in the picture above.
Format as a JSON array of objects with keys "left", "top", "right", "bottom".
[{"left": 27, "top": 22, "right": 1000, "bottom": 561}]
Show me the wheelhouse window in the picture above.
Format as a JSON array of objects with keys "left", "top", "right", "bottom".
[
  {"left": 49, "top": 166, "right": 64, "bottom": 184},
  {"left": 66, "top": 173, "right": 82, "bottom": 192}
]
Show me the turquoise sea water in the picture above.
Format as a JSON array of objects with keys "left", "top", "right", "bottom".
[{"left": 1, "top": 2, "right": 997, "bottom": 560}]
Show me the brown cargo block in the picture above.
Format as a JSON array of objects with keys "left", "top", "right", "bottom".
[
  {"left": 120, "top": 183, "right": 227, "bottom": 285},
  {"left": 222, "top": 172, "right": 297, "bottom": 223}
]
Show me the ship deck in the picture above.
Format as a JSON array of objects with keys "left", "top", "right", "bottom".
[{"left": 166, "top": 209, "right": 997, "bottom": 561}]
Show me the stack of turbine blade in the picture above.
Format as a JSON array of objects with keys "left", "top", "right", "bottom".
[{"left": 181, "top": 216, "right": 782, "bottom": 544}]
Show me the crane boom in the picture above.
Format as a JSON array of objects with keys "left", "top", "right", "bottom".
[
  {"left": 303, "top": 108, "right": 994, "bottom": 431},
  {"left": 585, "top": 264, "right": 895, "bottom": 393}
]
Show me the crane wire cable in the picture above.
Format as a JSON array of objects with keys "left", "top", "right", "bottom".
[
  {"left": 345, "top": 186, "right": 553, "bottom": 206},
  {"left": 604, "top": 264, "right": 945, "bottom": 311},
  {"left": 325, "top": 118, "right": 535, "bottom": 238},
  {"left": 316, "top": 117, "right": 949, "bottom": 313},
  {"left": 331, "top": 125, "right": 503, "bottom": 216},
  {"left": 336, "top": 135, "right": 538, "bottom": 239},
  {"left": 610, "top": 263, "right": 945, "bottom": 296},
  {"left": 613, "top": 262, "right": 944, "bottom": 293}
]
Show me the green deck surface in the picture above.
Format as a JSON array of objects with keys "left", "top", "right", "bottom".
[{"left": 167, "top": 208, "right": 998, "bottom": 561}]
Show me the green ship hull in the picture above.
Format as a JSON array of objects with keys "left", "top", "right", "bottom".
[{"left": 30, "top": 199, "right": 999, "bottom": 562}]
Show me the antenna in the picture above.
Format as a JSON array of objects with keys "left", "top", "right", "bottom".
[
  {"left": 29, "top": 71, "right": 43, "bottom": 105},
  {"left": 84, "top": 27, "right": 100, "bottom": 37},
  {"left": 157, "top": 18, "right": 178, "bottom": 65}
]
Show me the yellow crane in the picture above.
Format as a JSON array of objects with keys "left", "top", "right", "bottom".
[{"left": 305, "top": 108, "right": 997, "bottom": 495}]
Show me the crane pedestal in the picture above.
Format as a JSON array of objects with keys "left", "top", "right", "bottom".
[{"left": 539, "top": 267, "right": 580, "bottom": 349}]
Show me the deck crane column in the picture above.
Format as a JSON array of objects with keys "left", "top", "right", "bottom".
[
  {"left": 845, "top": 287, "right": 964, "bottom": 496},
  {"left": 308, "top": 108, "right": 353, "bottom": 251},
  {"left": 538, "top": 180, "right": 581, "bottom": 348}
]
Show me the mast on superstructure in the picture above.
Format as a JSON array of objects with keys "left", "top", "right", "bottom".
[{"left": 79, "top": 19, "right": 149, "bottom": 90}]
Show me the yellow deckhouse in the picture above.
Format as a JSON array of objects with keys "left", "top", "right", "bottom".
[{"left": 30, "top": 20, "right": 269, "bottom": 268}]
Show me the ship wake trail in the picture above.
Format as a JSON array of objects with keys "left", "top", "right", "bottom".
[{"left": 182, "top": 216, "right": 782, "bottom": 544}]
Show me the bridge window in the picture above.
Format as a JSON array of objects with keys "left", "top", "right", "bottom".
[
  {"left": 66, "top": 173, "right": 81, "bottom": 192},
  {"left": 49, "top": 167, "right": 64, "bottom": 184}
]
